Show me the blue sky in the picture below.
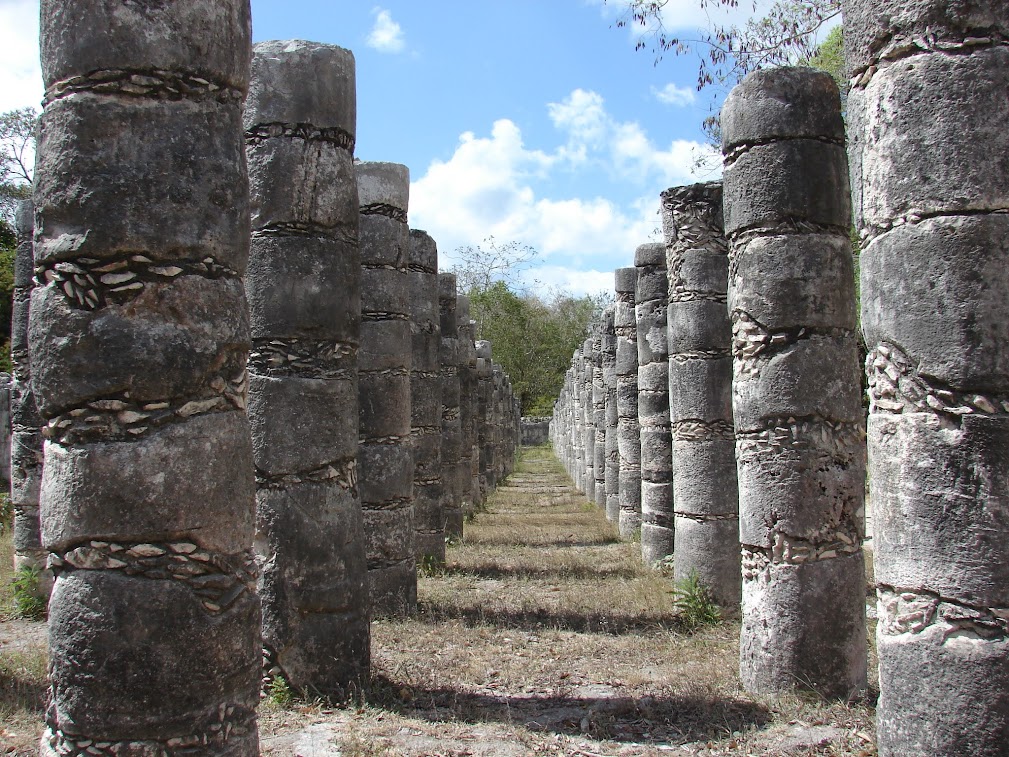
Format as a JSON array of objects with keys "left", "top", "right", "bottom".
[{"left": 0, "top": 0, "right": 748, "bottom": 296}]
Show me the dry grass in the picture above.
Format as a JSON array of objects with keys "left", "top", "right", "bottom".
[
  {"left": 0, "top": 524, "right": 49, "bottom": 756},
  {"left": 1, "top": 448, "right": 879, "bottom": 756}
]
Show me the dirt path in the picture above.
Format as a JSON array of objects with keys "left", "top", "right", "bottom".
[{"left": 2, "top": 446, "right": 877, "bottom": 756}]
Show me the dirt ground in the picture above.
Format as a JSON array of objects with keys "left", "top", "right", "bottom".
[{"left": 1, "top": 446, "right": 877, "bottom": 756}]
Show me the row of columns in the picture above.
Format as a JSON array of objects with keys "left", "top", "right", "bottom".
[
  {"left": 554, "top": 3, "right": 1009, "bottom": 745},
  {"left": 22, "top": 11, "right": 522, "bottom": 753},
  {"left": 551, "top": 65, "right": 867, "bottom": 706}
]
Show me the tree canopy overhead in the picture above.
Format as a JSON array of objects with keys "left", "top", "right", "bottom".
[{"left": 612, "top": 0, "right": 841, "bottom": 90}]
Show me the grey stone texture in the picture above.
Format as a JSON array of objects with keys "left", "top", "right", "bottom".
[
  {"left": 246, "top": 40, "right": 368, "bottom": 697},
  {"left": 456, "top": 296, "right": 478, "bottom": 519},
  {"left": 11, "top": 201, "right": 50, "bottom": 600},
  {"left": 409, "top": 230, "right": 445, "bottom": 566},
  {"left": 722, "top": 66, "right": 866, "bottom": 700},
  {"left": 592, "top": 326, "right": 607, "bottom": 509},
  {"left": 635, "top": 242, "right": 673, "bottom": 566},
  {"left": 661, "top": 182, "right": 739, "bottom": 614},
  {"left": 614, "top": 266, "right": 641, "bottom": 539},
  {"left": 521, "top": 417, "right": 551, "bottom": 446},
  {"left": 439, "top": 273, "right": 464, "bottom": 538},
  {"left": 32, "top": 3, "right": 260, "bottom": 753},
  {"left": 357, "top": 161, "right": 416, "bottom": 616},
  {"left": 844, "top": 0, "right": 1009, "bottom": 752},
  {"left": 601, "top": 307, "right": 620, "bottom": 523}
]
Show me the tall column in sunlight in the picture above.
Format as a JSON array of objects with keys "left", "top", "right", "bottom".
[
  {"left": 580, "top": 337, "right": 596, "bottom": 500},
  {"left": 614, "top": 267, "right": 642, "bottom": 540},
  {"left": 457, "top": 296, "right": 479, "bottom": 517},
  {"left": 592, "top": 323, "right": 607, "bottom": 509},
  {"left": 662, "top": 182, "right": 740, "bottom": 614},
  {"left": 246, "top": 40, "right": 369, "bottom": 695},
  {"left": 476, "top": 339, "right": 495, "bottom": 498},
  {"left": 635, "top": 242, "right": 673, "bottom": 566},
  {"left": 357, "top": 161, "right": 416, "bottom": 615},
  {"left": 602, "top": 306, "right": 620, "bottom": 523},
  {"left": 32, "top": 2, "right": 260, "bottom": 751},
  {"left": 722, "top": 67, "right": 866, "bottom": 698},
  {"left": 410, "top": 230, "right": 446, "bottom": 566},
  {"left": 439, "top": 273, "right": 464, "bottom": 537},
  {"left": 845, "top": 1, "right": 1009, "bottom": 751}
]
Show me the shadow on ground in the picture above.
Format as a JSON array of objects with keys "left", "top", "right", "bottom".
[
  {"left": 416, "top": 602, "right": 689, "bottom": 635},
  {"left": 365, "top": 674, "right": 771, "bottom": 745}
]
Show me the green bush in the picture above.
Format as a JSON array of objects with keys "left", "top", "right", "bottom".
[
  {"left": 673, "top": 570, "right": 721, "bottom": 632},
  {"left": 12, "top": 566, "right": 47, "bottom": 621}
]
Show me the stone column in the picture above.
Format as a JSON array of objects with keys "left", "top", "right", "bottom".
[
  {"left": 246, "top": 41, "right": 369, "bottom": 694},
  {"left": 636, "top": 243, "right": 673, "bottom": 565},
  {"left": 845, "top": 2, "right": 1009, "bottom": 752},
  {"left": 614, "top": 267, "right": 642, "bottom": 539},
  {"left": 602, "top": 307, "right": 620, "bottom": 523},
  {"left": 475, "top": 340, "right": 494, "bottom": 500},
  {"left": 32, "top": 1, "right": 260, "bottom": 751},
  {"left": 592, "top": 326, "right": 607, "bottom": 509},
  {"left": 581, "top": 337, "right": 596, "bottom": 500},
  {"left": 356, "top": 161, "right": 415, "bottom": 615},
  {"left": 409, "top": 230, "right": 444, "bottom": 566},
  {"left": 722, "top": 67, "right": 866, "bottom": 698},
  {"left": 10, "top": 200, "right": 50, "bottom": 600},
  {"left": 439, "top": 273, "right": 463, "bottom": 538},
  {"left": 662, "top": 182, "right": 740, "bottom": 612},
  {"left": 457, "top": 296, "right": 477, "bottom": 518}
]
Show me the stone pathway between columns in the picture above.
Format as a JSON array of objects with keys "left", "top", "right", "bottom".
[{"left": 0, "top": 445, "right": 878, "bottom": 756}]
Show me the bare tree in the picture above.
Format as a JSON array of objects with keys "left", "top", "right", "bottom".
[{"left": 0, "top": 107, "right": 37, "bottom": 225}]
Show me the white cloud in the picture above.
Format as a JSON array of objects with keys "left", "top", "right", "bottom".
[
  {"left": 366, "top": 7, "right": 405, "bottom": 53},
  {"left": 0, "top": 0, "right": 43, "bottom": 113},
  {"left": 410, "top": 89, "right": 711, "bottom": 286},
  {"left": 652, "top": 82, "right": 696, "bottom": 107},
  {"left": 520, "top": 265, "right": 616, "bottom": 299}
]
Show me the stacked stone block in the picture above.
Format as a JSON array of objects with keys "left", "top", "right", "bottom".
[
  {"left": 601, "top": 307, "right": 620, "bottom": 523},
  {"left": 246, "top": 40, "right": 369, "bottom": 694},
  {"left": 635, "top": 243, "right": 673, "bottom": 565},
  {"left": 11, "top": 201, "right": 49, "bottom": 600},
  {"left": 580, "top": 337, "right": 596, "bottom": 499},
  {"left": 845, "top": 1, "right": 1009, "bottom": 751},
  {"left": 722, "top": 67, "right": 866, "bottom": 698},
  {"left": 476, "top": 339, "right": 494, "bottom": 498},
  {"left": 439, "top": 273, "right": 464, "bottom": 538},
  {"left": 32, "top": 2, "right": 260, "bottom": 750},
  {"left": 662, "top": 182, "right": 740, "bottom": 612},
  {"left": 592, "top": 327, "right": 607, "bottom": 508},
  {"left": 356, "top": 161, "right": 415, "bottom": 615},
  {"left": 457, "top": 296, "right": 478, "bottom": 517},
  {"left": 408, "top": 230, "right": 444, "bottom": 565},
  {"left": 613, "top": 267, "right": 642, "bottom": 539}
]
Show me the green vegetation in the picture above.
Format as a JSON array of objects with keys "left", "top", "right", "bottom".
[
  {"left": 453, "top": 237, "right": 609, "bottom": 415},
  {"left": 10, "top": 567, "right": 46, "bottom": 621},
  {"left": 673, "top": 570, "right": 722, "bottom": 632}
]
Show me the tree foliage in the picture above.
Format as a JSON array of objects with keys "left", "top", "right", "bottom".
[
  {"left": 612, "top": 0, "right": 841, "bottom": 90},
  {"left": 0, "top": 107, "right": 37, "bottom": 226},
  {"left": 451, "top": 239, "right": 608, "bottom": 415}
]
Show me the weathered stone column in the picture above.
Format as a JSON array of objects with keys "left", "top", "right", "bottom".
[
  {"left": 439, "top": 273, "right": 464, "bottom": 538},
  {"left": 457, "top": 296, "right": 478, "bottom": 518},
  {"left": 581, "top": 337, "right": 596, "bottom": 500},
  {"left": 592, "top": 325, "right": 608, "bottom": 509},
  {"left": 722, "top": 67, "right": 866, "bottom": 698},
  {"left": 409, "top": 230, "right": 444, "bottom": 566},
  {"left": 32, "top": 2, "right": 260, "bottom": 751},
  {"left": 602, "top": 307, "right": 620, "bottom": 523},
  {"left": 614, "top": 267, "right": 642, "bottom": 539},
  {"left": 635, "top": 243, "right": 673, "bottom": 565},
  {"left": 356, "top": 161, "right": 415, "bottom": 615},
  {"left": 476, "top": 339, "right": 494, "bottom": 499},
  {"left": 662, "top": 182, "right": 740, "bottom": 612},
  {"left": 845, "top": 2, "right": 1009, "bottom": 751},
  {"left": 11, "top": 200, "right": 50, "bottom": 600},
  {"left": 246, "top": 41, "right": 369, "bottom": 694}
]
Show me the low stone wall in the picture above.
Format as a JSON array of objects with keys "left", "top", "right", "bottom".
[{"left": 520, "top": 417, "right": 551, "bottom": 446}]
